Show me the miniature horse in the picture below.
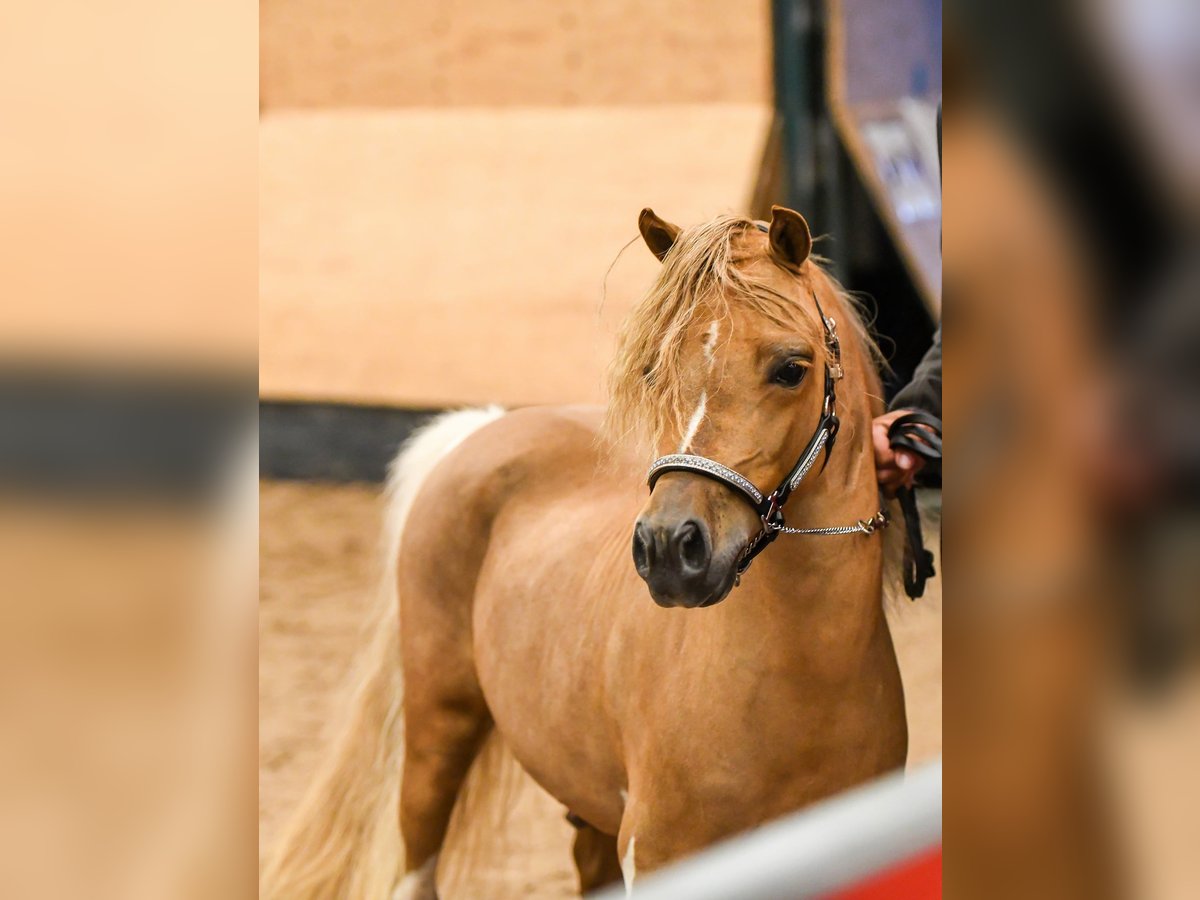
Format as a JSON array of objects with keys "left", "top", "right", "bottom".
[{"left": 262, "top": 207, "right": 907, "bottom": 899}]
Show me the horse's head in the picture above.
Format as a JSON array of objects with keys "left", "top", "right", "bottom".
[{"left": 606, "top": 207, "right": 880, "bottom": 609}]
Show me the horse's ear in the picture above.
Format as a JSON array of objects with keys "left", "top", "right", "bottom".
[
  {"left": 638, "top": 208, "right": 681, "bottom": 262},
  {"left": 768, "top": 205, "right": 812, "bottom": 272}
]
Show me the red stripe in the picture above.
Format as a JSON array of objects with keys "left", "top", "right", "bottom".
[{"left": 823, "top": 845, "right": 942, "bottom": 899}]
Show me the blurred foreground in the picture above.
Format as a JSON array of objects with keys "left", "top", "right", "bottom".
[{"left": 945, "top": 1, "right": 1199, "bottom": 896}]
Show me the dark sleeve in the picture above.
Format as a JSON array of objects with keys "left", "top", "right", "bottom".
[{"left": 889, "top": 326, "right": 941, "bottom": 419}]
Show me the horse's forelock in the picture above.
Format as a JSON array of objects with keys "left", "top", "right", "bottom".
[{"left": 602, "top": 215, "right": 882, "bottom": 456}]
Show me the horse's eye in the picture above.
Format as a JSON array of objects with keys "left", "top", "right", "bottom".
[{"left": 771, "top": 360, "right": 807, "bottom": 388}]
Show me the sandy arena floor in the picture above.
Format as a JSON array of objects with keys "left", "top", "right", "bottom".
[{"left": 260, "top": 480, "right": 942, "bottom": 897}]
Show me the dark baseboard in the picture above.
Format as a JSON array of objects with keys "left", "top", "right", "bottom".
[
  {"left": 259, "top": 402, "right": 444, "bottom": 483},
  {"left": 0, "top": 368, "right": 253, "bottom": 501}
]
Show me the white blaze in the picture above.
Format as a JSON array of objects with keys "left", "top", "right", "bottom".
[
  {"left": 678, "top": 322, "right": 719, "bottom": 454},
  {"left": 678, "top": 391, "right": 707, "bottom": 452}
]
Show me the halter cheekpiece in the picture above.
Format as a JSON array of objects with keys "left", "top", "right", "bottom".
[{"left": 646, "top": 290, "right": 888, "bottom": 584}]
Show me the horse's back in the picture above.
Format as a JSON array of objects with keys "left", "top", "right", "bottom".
[{"left": 435, "top": 402, "right": 607, "bottom": 479}]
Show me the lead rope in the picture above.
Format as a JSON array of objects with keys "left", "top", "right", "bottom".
[{"left": 886, "top": 411, "right": 942, "bottom": 599}]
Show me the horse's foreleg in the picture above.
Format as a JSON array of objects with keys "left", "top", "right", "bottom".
[{"left": 571, "top": 820, "right": 623, "bottom": 894}]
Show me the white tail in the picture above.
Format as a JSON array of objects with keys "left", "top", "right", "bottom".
[{"left": 261, "top": 407, "right": 505, "bottom": 900}]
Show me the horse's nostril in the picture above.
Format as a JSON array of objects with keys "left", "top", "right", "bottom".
[
  {"left": 676, "top": 521, "right": 710, "bottom": 573},
  {"left": 632, "top": 522, "right": 653, "bottom": 574}
]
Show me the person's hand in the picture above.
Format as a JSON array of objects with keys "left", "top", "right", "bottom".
[{"left": 873, "top": 409, "right": 926, "bottom": 495}]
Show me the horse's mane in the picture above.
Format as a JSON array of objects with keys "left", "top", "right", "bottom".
[{"left": 603, "top": 213, "right": 882, "bottom": 453}]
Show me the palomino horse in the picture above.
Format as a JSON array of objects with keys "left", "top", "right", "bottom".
[{"left": 262, "top": 207, "right": 907, "bottom": 899}]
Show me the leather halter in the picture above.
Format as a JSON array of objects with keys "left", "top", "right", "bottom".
[{"left": 647, "top": 291, "right": 886, "bottom": 582}]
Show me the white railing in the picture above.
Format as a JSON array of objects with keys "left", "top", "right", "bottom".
[{"left": 590, "top": 758, "right": 941, "bottom": 899}]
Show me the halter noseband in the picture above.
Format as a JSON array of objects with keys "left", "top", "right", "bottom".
[{"left": 646, "top": 292, "right": 887, "bottom": 583}]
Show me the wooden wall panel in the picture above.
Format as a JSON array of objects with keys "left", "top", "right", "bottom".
[
  {"left": 259, "top": 105, "right": 769, "bottom": 407},
  {"left": 260, "top": 0, "right": 770, "bottom": 109}
]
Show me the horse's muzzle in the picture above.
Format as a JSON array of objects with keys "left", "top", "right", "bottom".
[{"left": 632, "top": 517, "right": 730, "bottom": 608}]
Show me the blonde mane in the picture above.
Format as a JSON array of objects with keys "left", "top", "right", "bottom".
[{"left": 603, "top": 213, "right": 881, "bottom": 453}]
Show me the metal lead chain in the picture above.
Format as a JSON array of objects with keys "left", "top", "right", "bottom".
[
  {"left": 772, "top": 509, "right": 889, "bottom": 537},
  {"left": 733, "top": 509, "right": 888, "bottom": 587}
]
